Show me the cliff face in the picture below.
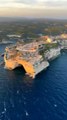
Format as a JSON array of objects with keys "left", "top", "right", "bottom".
[
  {"left": 4, "top": 41, "right": 60, "bottom": 78},
  {"left": 4, "top": 53, "right": 49, "bottom": 78},
  {"left": 4, "top": 54, "right": 35, "bottom": 77},
  {"left": 45, "top": 48, "right": 60, "bottom": 61}
]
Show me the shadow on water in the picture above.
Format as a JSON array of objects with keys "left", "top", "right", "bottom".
[
  {"left": 14, "top": 65, "right": 26, "bottom": 74},
  {"left": 6, "top": 65, "right": 35, "bottom": 88}
]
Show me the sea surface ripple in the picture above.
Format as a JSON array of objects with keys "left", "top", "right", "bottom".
[{"left": 0, "top": 44, "right": 67, "bottom": 120}]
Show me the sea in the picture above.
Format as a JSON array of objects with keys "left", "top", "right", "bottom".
[{"left": 0, "top": 44, "right": 67, "bottom": 120}]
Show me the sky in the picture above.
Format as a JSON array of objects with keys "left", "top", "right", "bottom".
[{"left": 0, "top": 0, "right": 67, "bottom": 18}]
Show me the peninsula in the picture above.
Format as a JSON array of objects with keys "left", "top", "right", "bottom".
[{"left": 4, "top": 36, "right": 61, "bottom": 78}]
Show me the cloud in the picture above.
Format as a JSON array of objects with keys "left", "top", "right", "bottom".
[
  {"left": 0, "top": 0, "right": 14, "bottom": 3},
  {"left": 15, "top": 0, "right": 36, "bottom": 4},
  {"left": 0, "top": 0, "right": 67, "bottom": 9},
  {"left": 43, "top": 0, "right": 67, "bottom": 7},
  {"left": 0, "top": 0, "right": 67, "bottom": 18}
]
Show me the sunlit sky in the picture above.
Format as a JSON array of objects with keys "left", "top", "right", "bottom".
[{"left": 0, "top": 0, "right": 67, "bottom": 18}]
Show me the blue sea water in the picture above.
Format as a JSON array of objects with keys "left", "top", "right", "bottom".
[{"left": 0, "top": 44, "right": 67, "bottom": 120}]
